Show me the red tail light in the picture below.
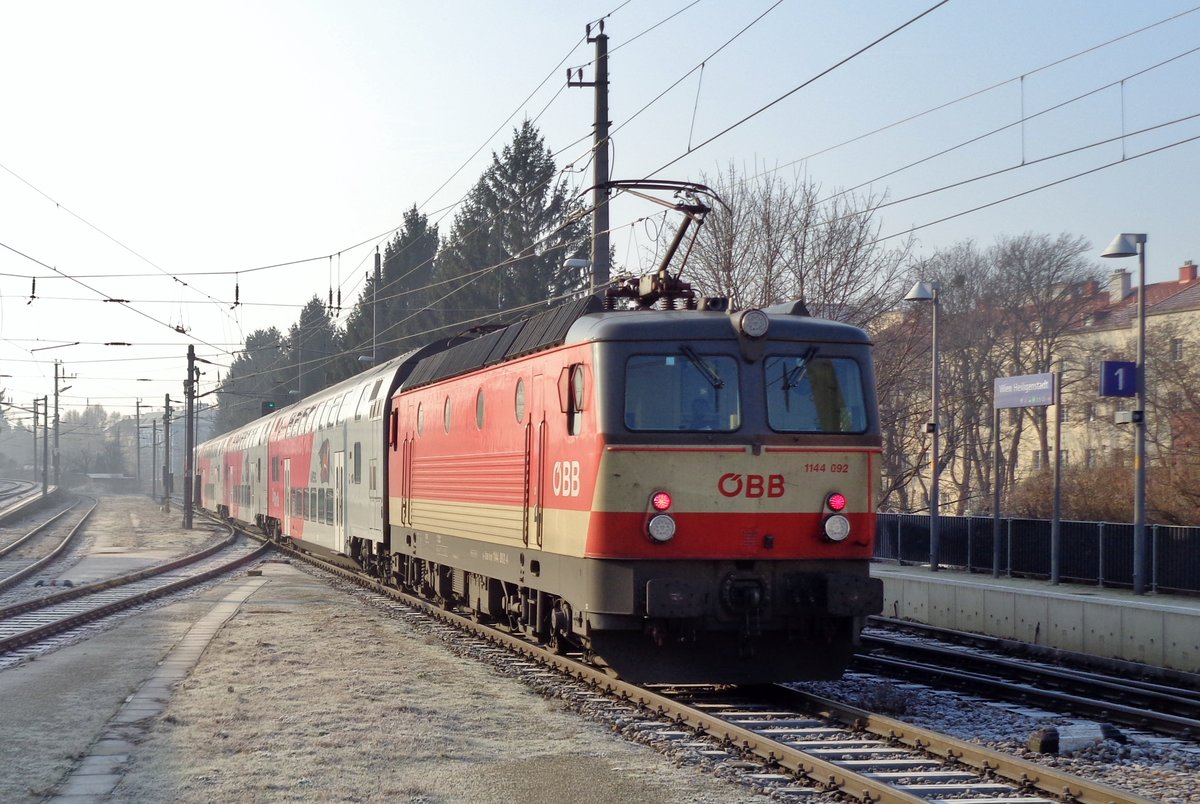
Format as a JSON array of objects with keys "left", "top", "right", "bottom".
[
  {"left": 651, "top": 491, "right": 672, "bottom": 511},
  {"left": 826, "top": 492, "right": 847, "bottom": 512}
]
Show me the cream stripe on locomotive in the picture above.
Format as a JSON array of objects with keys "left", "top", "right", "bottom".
[
  {"left": 592, "top": 447, "right": 873, "bottom": 513},
  {"left": 393, "top": 498, "right": 591, "bottom": 557}
]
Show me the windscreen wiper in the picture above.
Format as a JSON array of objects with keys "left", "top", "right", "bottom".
[
  {"left": 680, "top": 345, "right": 723, "bottom": 390},
  {"left": 783, "top": 347, "right": 818, "bottom": 390}
]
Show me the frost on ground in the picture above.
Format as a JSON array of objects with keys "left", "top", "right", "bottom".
[
  {"left": 0, "top": 494, "right": 234, "bottom": 802},
  {"left": 112, "top": 563, "right": 761, "bottom": 804}
]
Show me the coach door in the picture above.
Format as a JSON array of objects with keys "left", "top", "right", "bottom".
[
  {"left": 282, "top": 458, "right": 292, "bottom": 536},
  {"left": 333, "top": 450, "right": 346, "bottom": 552}
]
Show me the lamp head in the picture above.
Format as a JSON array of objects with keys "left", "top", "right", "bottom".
[
  {"left": 904, "top": 280, "right": 938, "bottom": 303},
  {"left": 1101, "top": 233, "right": 1146, "bottom": 259}
]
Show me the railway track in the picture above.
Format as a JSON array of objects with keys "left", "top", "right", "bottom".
[
  {"left": 0, "top": 496, "right": 92, "bottom": 596},
  {"left": 257, "top": 524, "right": 1148, "bottom": 804},
  {"left": 0, "top": 523, "right": 269, "bottom": 668},
  {"left": 858, "top": 618, "right": 1200, "bottom": 740}
]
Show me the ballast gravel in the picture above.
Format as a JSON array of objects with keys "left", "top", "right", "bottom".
[{"left": 799, "top": 675, "right": 1200, "bottom": 804}]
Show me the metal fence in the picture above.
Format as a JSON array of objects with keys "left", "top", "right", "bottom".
[{"left": 874, "top": 513, "right": 1200, "bottom": 595}]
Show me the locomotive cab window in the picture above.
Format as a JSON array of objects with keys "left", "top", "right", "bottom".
[
  {"left": 764, "top": 354, "right": 867, "bottom": 433},
  {"left": 624, "top": 352, "right": 740, "bottom": 432}
]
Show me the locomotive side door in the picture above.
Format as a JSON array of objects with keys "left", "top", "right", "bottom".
[
  {"left": 531, "top": 372, "right": 546, "bottom": 548},
  {"left": 333, "top": 450, "right": 345, "bottom": 552},
  {"left": 521, "top": 374, "right": 547, "bottom": 547},
  {"left": 282, "top": 458, "right": 292, "bottom": 536},
  {"left": 401, "top": 433, "right": 413, "bottom": 527}
]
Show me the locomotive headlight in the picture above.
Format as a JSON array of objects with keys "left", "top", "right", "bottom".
[
  {"left": 823, "top": 514, "right": 851, "bottom": 542},
  {"left": 737, "top": 309, "right": 770, "bottom": 339},
  {"left": 647, "top": 514, "right": 677, "bottom": 543}
]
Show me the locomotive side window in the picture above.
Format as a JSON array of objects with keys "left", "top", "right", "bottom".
[
  {"left": 443, "top": 396, "right": 452, "bottom": 433},
  {"left": 562, "top": 363, "right": 586, "bottom": 436},
  {"left": 417, "top": 403, "right": 424, "bottom": 435},
  {"left": 764, "top": 354, "right": 867, "bottom": 433},
  {"left": 475, "top": 389, "right": 485, "bottom": 429},
  {"left": 514, "top": 379, "right": 526, "bottom": 423},
  {"left": 624, "top": 353, "right": 740, "bottom": 432}
]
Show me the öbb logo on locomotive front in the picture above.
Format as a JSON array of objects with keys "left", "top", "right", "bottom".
[{"left": 717, "top": 472, "right": 786, "bottom": 498}]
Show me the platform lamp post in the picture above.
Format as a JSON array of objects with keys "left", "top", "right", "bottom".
[
  {"left": 1101, "top": 232, "right": 1148, "bottom": 595},
  {"left": 905, "top": 280, "right": 941, "bottom": 571}
]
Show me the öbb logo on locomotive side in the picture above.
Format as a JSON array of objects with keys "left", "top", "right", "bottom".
[
  {"left": 718, "top": 473, "right": 785, "bottom": 498},
  {"left": 552, "top": 460, "right": 581, "bottom": 497}
]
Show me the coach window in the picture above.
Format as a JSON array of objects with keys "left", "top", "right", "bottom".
[
  {"left": 515, "top": 379, "right": 526, "bottom": 423},
  {"left": 624, "top": 353, "right": 740, "bottom": 432},
  {"left": 353, "top": 442, "right": 362, "bottom": 483},
  {"left": 354, "top": 384, "right": 370, "bottom": 421},
  {"left": 476, "top": 389, "right": 485, "bottom": 429},
  {"left": 764, "top": 354, "right": 867, "bottom": 433},
  {"left": 443, "top": 396, "right": 452, "bottom": 433}
]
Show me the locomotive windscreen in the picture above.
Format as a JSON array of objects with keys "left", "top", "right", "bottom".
[
  {"left": 764, "top": 354, "right": 867, "bottom": 433},
  {"left": 623, "top": 352, "right": 742, "bottom": 432}
]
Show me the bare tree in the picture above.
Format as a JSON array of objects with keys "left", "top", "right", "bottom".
[
  {"left": 882, "top": 234, "right": 1102, "bottom": 516},
  {"left": 989, "top": 233, "right": 1100, "bottom": 481},
  {"left": 676, "top": 164, "right": 911, "bottom": 328}
]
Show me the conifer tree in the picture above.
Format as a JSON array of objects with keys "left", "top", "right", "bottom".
[{"left": 433, "top": 121, "right": 588, "bottom": 331}]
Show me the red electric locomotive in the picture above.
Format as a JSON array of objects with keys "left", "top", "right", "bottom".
[{"left": 383, "top": 278, "right": 882, "bottom": 682}]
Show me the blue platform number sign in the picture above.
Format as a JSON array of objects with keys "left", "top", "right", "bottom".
[{"left": 1100, "top": 360, "right": 1137, "bottom": 398}]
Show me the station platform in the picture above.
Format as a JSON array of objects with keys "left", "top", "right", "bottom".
[
  {"left": 871, "top": 561, "right": 1200, "bottom": 674},
  {"left": 0, "top": 487, "right": 60, "bottom": 525}
]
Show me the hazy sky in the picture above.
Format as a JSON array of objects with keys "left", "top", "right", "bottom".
[{"left": 1, "top": 0, "right": 1197, "bottom": 421}]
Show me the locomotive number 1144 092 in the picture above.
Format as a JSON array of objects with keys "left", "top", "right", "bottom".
[{"left": 804, "top": 463, "right": 850, "bottom": 473}]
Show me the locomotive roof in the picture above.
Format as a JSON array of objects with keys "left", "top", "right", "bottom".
[{"left": 564, "top": 307, "right": 872, "bottom": 345}]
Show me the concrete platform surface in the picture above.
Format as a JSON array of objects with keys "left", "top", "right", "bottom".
[{"left": 872, "top": 562, "right": 1200, "bottom": 673}]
